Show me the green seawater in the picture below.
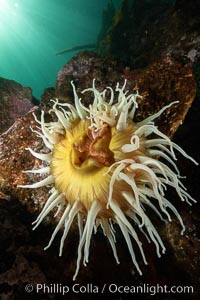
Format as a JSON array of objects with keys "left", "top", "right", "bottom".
[{"left": 0, "top": 0, "right": 121, "bottom": 99}]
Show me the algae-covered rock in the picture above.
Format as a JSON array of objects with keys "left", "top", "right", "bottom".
[{"left": 0, "top": 78, "right": 37, "bottom": 134}]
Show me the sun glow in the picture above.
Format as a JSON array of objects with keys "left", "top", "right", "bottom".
[
  {"left": 0, "top": 0, "right": 10, "bottom": 12},
  {"left": 0, "top": 0, "right": 21, "bottom": 33},
  {"left": 0, "top": 0, "right": 19, "bottom": 16},
  {"left": 0, "top": 0, "right": 117, "bottom": 98}
]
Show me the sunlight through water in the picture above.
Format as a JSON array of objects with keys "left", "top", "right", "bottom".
[{"left": 0, "top": 0, "right": 121, "bottom": 98}]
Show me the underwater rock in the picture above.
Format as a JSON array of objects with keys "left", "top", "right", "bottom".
[
  {"left": 0, "top": 198, "right": 81, "bottom": 299},
  {"left": 98, "top": 0, "right": 200, "bottom": 69},
  {"left": 0, "top": 77, "right": 37, "bottom": 134},
  {"left": 0, "top": 52, "right": 199, "bottom": 298},
  {"left": 40, "top": 87, "right": 56, "bottom": 111},
  {"left": 0, "top": 108, "right": 47, "bottom": 212},
  {"left": 97, "top": 0, "right": 115, "bottom": 53},
  {"left": 163, "top": 210, "right": 200, "bottom": 289}
]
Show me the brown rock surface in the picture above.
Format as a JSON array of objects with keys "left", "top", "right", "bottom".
[
  {"left": 98, "top": 0, "right": 200, "bottom": 69},
  {"left": 0, "top": 78, "right": 36, "bottom": 134}
]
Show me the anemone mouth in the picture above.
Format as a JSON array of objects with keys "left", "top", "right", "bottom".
[
  {"left": 50, "top": 117, "right": 147, "bottom": 211},
  {"left": 18, "top": 79, "right": 198, "bottom": 281}
]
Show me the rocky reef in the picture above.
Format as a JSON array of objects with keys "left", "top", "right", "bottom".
[
  {"left": 0, "top": 78, "right": 37, "bottom": 134},
  {"left": 97, "top": 0, "right": 200, "bottom": 68}
]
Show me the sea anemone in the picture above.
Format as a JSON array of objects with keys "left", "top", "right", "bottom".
[{"left": 18, "top": 80, "right": 198, "bottom": 280}]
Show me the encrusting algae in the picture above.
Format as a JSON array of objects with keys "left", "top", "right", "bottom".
[{"left": 18, "top": 80, "right": 198, "bottom": 280}]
